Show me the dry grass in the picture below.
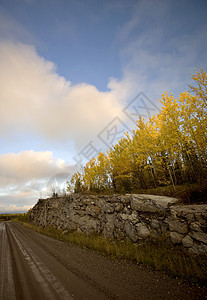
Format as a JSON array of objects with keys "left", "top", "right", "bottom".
[
  {"left": 15, "top": 220, "right": 207, "bottom": 287},
  {"left": 134, "top": 181, "right": 207, "bottom": 204},
  {"left": 0, "top": 213, "right": 23, "bottom": 221},
  {"left": 72, "top": 181, "right": 207, "bottom": 204}
]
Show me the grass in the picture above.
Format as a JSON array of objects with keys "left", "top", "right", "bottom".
[
  {"left": 73, "top": 181, "right": 207, "bottom": 204},
  {"left": 129, "top": 181, "right": 207, "bottom": 204},
  {"left": 14, "top": 219, "right": 207, "bottom": 287}
]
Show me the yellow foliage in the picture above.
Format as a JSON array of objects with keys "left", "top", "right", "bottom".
[{"left": 68, "top": 67, "right": 207, "bottom": 193}]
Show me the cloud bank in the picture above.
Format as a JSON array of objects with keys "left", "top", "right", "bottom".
[
  {"left": 0, "top": 0, "right": 206, "bottom": 212},
  {"left": 0, "top": 41, "right": 123, "bottom": 148},
  {"left": 0, "top": 150, "right": 73, "bottom": 212},
  {"left": 0, "top": 150, "right": 68, "bottom": 187}
]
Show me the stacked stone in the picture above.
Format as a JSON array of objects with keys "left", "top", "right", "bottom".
[
  {"left": 29, "top": 194, "right": 207, "bottom": 255},
  {"left": 167, "top": 205, "right": 207, "bottom": 255}
]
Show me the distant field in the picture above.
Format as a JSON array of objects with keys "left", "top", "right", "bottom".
[{"left": 0, "top": 213, "right": 26, "bottom": 221}]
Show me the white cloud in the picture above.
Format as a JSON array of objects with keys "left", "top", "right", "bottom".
[
  {"left": 0, "top": 39, "right": 125, "bottom": 213},
  {"left": 0, "top": 41, "right": 123, "bottom": 148},
  {"left": 0, "top": 150, "right": 71, "bottom": 187},
  {"left": 0, "top": 204, "right": 32, "bottom": 213},
  {"left": 0, "top": 150, "right": 75, "bottom": 212},
  {"left": 0, "top": 0, "right": 206, "bottom": 213}
]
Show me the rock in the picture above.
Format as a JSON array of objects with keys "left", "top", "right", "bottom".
[
  {"left": 131, "top": 197, "right": 161, "bottom": 213},
  {"left": 114, "top": 218, "right": 125, "bottom": 230},
  {"left": 86, "top": 205, "right": 100, "bottom": 217},
  {"left": 77, "top": 215, "right": 89, "bottom": 225},
  {"left": 188, "top": 245, "right": 199, "bottom": 255},
  {"left": 105, "top": 196, "right": 120, "bottom": 203},
  {"left": 79, "top": 198, "right": 91, "bottom": 205},
  {"left": 184, "top": 213, "right": 195, "bottom": 222},
  {"left": 127, "top": 212, "right": 139, "bottom": 224},
  {"left": 131, "top": 194, "right": 178, "bottom": 210},
  {"left": 29, "top": 194, "right": 207, "bottom": 256},
  {"left": 83, "top": 218, "right": 101, "bottom": 234},
  {"left": 188, "top": 243, "right": 207, "bottom": 255},
  {"left": 190, "top": 222, "right": 202, "bottom": 232},
  {"left": 166, "top": 218, "right": 188, "bottom": 234},
  {"left": 122, "top": 207, "right": 131, "bottom": 214},
  {"left": 74, "top": 210, "right": 86, "bottom": 216},
  {"left": 160, "top": 222, "right": 168, "bottom": 233},
  {"left": 190, "top": 231, "right": 207, "bottom": 244},
  {"left": 136, "top": 223, "right": 150, "bottom": 239},
  {"left": 103, "top": 221, "right": 115, "bottom": 238},
  {"left": 105, "top": 214, "right": 115, "bottom": 224},
  {"left": 125, "top": 221, "right": 137, "bottom": 242},
  {"left": 103, "top": 214, "right": 115, "bottom": 238},
  {"left": 197, "top": 244, "right": 207, "bottom": 255},
  {"left": 115, "top": 203, "right": 124, "bottom": 212},
  {"left": 194, "top": 213, "right": 205, "bottom": 224},
  {"left": 102, "top": 203, "right": 114, "bottom": 214},
  {"left": 151, "top": 219, "right": 160, "bottom": 230},
  {"left": 120, "top": 213, "right": 130, "bottom": 221},
  {"left": 182, "top": 235, "right": 193, "bottom": 248},
  {"left": 120, "top": 196, "right": 131, "bottom": 204},
  {"left": 201, "top": 225, "right": 207, "bottom": 233},
  {"left": 170, "top": 232, "right": 184, "bottom": 244},
  {"left": 202, "top": 212, "right": 207, "bottom": 220},
  {"left": 66, "top": 221, "right": 77, "bottom": 231},
  {"left": 71, "top": 194, "right": 81, "bottom": 201}
]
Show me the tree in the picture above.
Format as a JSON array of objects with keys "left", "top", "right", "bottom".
[
  {"left": 189, "top": 67, "right": 207, "bottom": 105},
  {"left": 67, "top": 67, "right": 207, "bottom": 195},
  {"left": 179, "top": 91, "right": 207, "bottom": 181},
  {"left": 108, "top": 134, "right": 133, "bottom": 192},
  {"left": 67, "top": 172, "right": 83, "bottom": 194}
]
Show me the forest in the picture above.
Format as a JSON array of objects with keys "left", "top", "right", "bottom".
[{"left": 68, "top": 68, "right": 207, "bottom": 202}]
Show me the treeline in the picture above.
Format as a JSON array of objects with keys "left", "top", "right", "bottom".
[
  {"left": 0, "top": 211, "right": 32, "bottom": 222},
  {"left": 68, "top": 68, "right": 207, "bottom": 194},
  {"left": 0, "top": 214, "right": 22, "bottom": 221}
]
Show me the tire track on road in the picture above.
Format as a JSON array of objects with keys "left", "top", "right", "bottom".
[
  {"left": 6, "top": 223, "right": 73, "bottom": 300},
  {"left": 10, "top": 223, "right": 113, "bottom": 300},
  {"left": 0, "top": 222, "right": 15, "bottom": 300}
]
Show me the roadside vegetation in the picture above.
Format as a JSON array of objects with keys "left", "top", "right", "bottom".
[
  {"left": 0, "top": 213, "right": 24, "bottom": 221},
  {"left": 14, "top": 218, "right": 207, "bottom": 287},
  {"left": 67, "top": 68, "right": 207, "bottom": 203}
]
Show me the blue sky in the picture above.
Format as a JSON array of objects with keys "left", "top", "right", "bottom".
[{"left": 0, "top": 0, "right": 206, "bottom": 212}]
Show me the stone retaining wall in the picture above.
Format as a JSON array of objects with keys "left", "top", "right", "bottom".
[{"left": 29, "top": 194, "right": 207, "bottom": 255}]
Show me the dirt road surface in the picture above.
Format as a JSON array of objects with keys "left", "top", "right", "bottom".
[{"left": 0, "top": 222, "right": 206, "bottom": 299}]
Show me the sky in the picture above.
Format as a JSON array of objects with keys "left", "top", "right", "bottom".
[{"left": 0, "top": 0, "right": 207, "bottom": 212}]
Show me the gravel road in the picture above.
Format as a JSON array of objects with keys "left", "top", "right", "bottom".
[{"left": 0, "top": 222, "right": 206, "bottom": 300}]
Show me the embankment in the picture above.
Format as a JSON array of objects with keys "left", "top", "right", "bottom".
[{"left": 29, "top": 194, "right": 207, "bottom": 255}]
